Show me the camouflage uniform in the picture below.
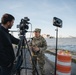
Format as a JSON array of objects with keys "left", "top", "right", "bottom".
[{"left": 30, "top": 28, "right": 47, "bottom": 75}]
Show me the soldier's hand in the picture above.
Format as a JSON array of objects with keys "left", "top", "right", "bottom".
[{"left": 33, "top": 46, "right": 40, "bottom": 52}]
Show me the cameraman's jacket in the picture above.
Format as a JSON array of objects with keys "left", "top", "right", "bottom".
[{"left": 0, "top": 24, "right": 19, "bottom": 67}]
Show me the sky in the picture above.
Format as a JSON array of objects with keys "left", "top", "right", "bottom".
[{"left": 0, "top": 0, "right": 76, "bottom": 38}]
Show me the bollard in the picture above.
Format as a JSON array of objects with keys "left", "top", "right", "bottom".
[{"left": 56, "top": 50, "right": 72, "bottom": 75}]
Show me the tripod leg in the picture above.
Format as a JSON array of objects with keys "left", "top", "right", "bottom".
[
  {"left": 23, "top": 36, "right": 39, "bottom": 75},
  {"left": 32, "top": 55, "right": 37, "bottom": 75}
]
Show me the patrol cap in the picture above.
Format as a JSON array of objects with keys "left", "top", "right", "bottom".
[{"left": 34, "top": 28, "right": 41, "bottom": 33}]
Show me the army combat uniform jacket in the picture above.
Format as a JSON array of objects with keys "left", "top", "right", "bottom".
[{"left": 30, "top": 35, "right": 47, "bottom": 54}]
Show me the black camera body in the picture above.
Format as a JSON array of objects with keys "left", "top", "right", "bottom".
[
  {"left": 53, "top": 17, "right": 62, "bottom": 28},
  {"left": 17, "top": 17, "right": 30, "bottom": 30}
]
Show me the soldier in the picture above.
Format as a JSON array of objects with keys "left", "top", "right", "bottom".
[{"left": 30, "top": 28, "right": 47, "bottom": 75}]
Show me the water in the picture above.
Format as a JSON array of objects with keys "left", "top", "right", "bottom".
[
  {"left": 45, "top": 38, "right": 76, "bottom": 52},
  {"left": 45, "top": 38, "right": 76, "bottom": 62}
]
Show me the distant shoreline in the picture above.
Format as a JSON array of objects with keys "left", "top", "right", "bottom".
[{"left": 44, "top": 37, "right": 76, "bottom": 39}]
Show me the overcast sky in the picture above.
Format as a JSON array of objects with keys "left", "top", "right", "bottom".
[{"left": 0, "top": 0, "right": 76, "bottom": 38}]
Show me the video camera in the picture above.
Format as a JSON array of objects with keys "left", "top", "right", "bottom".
[{"left": 17, "top": 17, "right": 30, "bottom": 31}]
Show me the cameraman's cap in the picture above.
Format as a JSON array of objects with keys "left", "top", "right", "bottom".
[{"left": 34, "top": 28, "right": 41, "bottom": 33}]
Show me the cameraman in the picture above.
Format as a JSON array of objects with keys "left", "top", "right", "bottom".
[
  {"left": 0, "top": 13, "right": 19, "bottom": 75},
  {"left": 30, "top": 28, "right": 47, "bottom": 75}
]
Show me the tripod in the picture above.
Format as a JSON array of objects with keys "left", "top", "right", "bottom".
[{"left": 11, "top": 30, "right": 39, "bottom": 75}]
